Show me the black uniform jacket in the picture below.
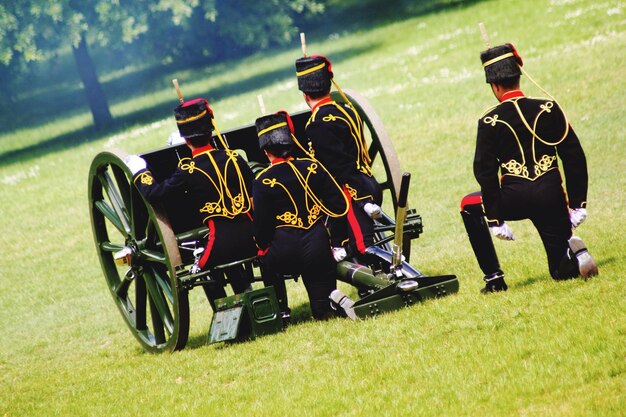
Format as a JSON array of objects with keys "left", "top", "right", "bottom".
[
  {"left": 133, "top": 143, "right": 253, "bottom": 225},
  {"left": 252, "top": 157, "right": 349, "bottom": 251},
  {"left": 306, "top": 97, "right": 381, "bottom": 203},
  {"left": 473, "top": 91, "right": 588, "bottom": 225}
]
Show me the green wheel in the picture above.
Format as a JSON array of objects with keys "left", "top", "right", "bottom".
[{"left": 88, "top": 149, "right": 189, "bottom": 352}]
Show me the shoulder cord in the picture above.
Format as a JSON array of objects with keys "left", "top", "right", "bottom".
[
  {"left": 512, "top": 66, "right": 570, "bottom": 146},
  {"left": 261, "top": 175, "right": 302, "bottom": 227},
  {"left": 211, "top": 119, "right": 230, "bottom": 150},
  {"left": 185, "top": 149, "right": 251, "bottom": 217},
  {"left": 208, "top": 150, "right": 252, "bottom": 216},
  {"left": 291, "top": 133, "right": 315, "bottom": 158},
  {"left": 207, "top": 117, "right": 253, "bottom": 215},
  {"left": 483, "top": 115, "right": 529, "bottom": 178},
  {"left": 331, "top": 80, "right": 372, "bottom": 170},
  {"left": 287, "top": 160, "right": 349, "bottom": 218}
]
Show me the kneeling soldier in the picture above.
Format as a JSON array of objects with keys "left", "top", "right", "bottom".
[
  {"left": 125, "top": 97, "right": 256, "bottom": 307},
  {"left": 253, "top": 111, "right": 354, "bottom": 321},
  {"left": 460, "top": 43, "right": 598, "bottom": 293}
]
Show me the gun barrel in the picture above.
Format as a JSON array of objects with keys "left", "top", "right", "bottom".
[{"left": 336, "top": 261, "right": 390, "bottom": 290}]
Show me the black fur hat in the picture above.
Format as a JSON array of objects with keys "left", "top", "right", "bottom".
[
  {"left": 255, "top": 111, "right": 294, "bottom": 152},
  {"left": 480, "top": 43, "right": 523, "bottom": 84},
  {"left": 174, "top": 98, "right": 214, "bottom": 139},
  {"left": 295, "top": 55, "right": 333, "bottom": 94}
]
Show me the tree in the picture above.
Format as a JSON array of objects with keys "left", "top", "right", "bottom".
[{"left": 0, "top": 0, "right": 325, "bottom": 130}]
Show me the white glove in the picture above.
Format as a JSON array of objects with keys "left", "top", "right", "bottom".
[
  {"left": 123, "top": 155, "right": 147, "bottom": 175},
  {"left": 363, "top": 202, "right": 382, "bottom": 219},
  {"left": 569, "top": 208, "right": 587, "bottom": 229},
  {"left": 190, "top": 263, "right": 201, "bottom": 275},
  {"left": 167, "top": 131, "right": 185, "bottom": 146},
  {"left": 332, "top": 247, "right": 347, "bottom": 262},
  {"left": 490, "top": 222, "right": 515, "bottom": 241}
]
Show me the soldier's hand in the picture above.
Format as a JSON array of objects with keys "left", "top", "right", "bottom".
[
  {"left": 363, "top": 202, "right": 382, "bottom": 220},
  {"left": 332, "top": 247, "right": 347, "bottom": 262},
  {"left": 490, "top": 222, "right": 515, "bottom": 241},
  {"left": 123, "top": 155, "right": 147, "bottom": 175},
  {"left": 167, "top": 131, "right": 185, "bottom": 146},
  {"left": 190, "top": 263, "right": 201, "bottom": 275},
  {"left": 569, "top": 208, "right": 587, "bottom": 229}
]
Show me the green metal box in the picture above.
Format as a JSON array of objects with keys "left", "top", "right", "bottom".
[{"left": 208, "top": 286, "right": 283, "bottom": 344}]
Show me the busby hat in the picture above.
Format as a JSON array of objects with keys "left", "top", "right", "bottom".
[
  {"left": 174, "top": 98, "right": 214, "bottom": 139},
  {"left": 295, "top": 55, "right": 333, "bottom": 94},
  {"left": 255, "top": 111, "right": 294, "bottom": 152},
  {"left": 480, "top": 43, "right": 523, "bottom": 84}
]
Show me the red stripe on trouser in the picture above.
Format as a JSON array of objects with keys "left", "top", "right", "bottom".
[
  {"left": 460, "top": 191, "right": 483, "bottom": 211},
  {"left": 343, "top": 187, "right": 367, "bottom": 254},
  {"left": 198, "top": 219, "right": 216, "bottom": 269}
]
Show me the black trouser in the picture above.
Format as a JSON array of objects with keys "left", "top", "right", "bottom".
[
  {"left": 460, "top": 172, "right": 578, "bottom": 280},
  {"left": 260, "top": 223, "right": 337, "bottom": 320},
  {"left": 200, "top": 216, "right": 256, "bottom": 309}
]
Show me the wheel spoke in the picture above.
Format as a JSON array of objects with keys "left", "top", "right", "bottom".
[
  {"left": 368, "top": 143, "right": 380, "bottom": 166},
  {"left": 98, "top": 170, "right": 131, "bottom": 235},
  {"left": 135, "top": 272, "right": 147, "bottom": 331},
  {"left": 152, "top": 266, "right": 175, "bottom": 305},
  {"left": 137, "top": 220, "right": 169, "bottom": 264},
  {"left": 100, "top": 241, "right": 125, "bottom": 253},
  {"left": 114, "top": 271, "right": 134, "bottom": 298},
  {"left": 94, "top": 200, "right": 126, "bottom": 235},
  {"left": 112, "top": 165, "right": 132, "bottom": 211},
  {"left": 140, "top": 248, "right": 168, "bottom": 264},
  {"left": 149, "top": 297, "right": 167, "bottom": 345},
  {"left": 142, "top": 271, "right": 174, "bottom": 335}
]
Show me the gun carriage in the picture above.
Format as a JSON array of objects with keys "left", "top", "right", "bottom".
[{"left": 88, "top": 89, "right": 458, "bottom": 353}]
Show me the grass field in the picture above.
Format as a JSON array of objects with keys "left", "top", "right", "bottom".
[{"left": 1, "top": 0, "right": 624, "bottom": 416}]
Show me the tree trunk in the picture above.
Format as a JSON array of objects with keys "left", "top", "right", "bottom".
[{"left": 72, "top": 34, "right": 113, "bottom": 129}]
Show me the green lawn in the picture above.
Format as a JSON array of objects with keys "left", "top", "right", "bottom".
[{"left": 1, "top": 0, "right": 624, "bottom": 416}]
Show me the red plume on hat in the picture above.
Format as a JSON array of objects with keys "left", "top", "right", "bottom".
[
  {"left": 276, "top": 110, "right": 294, "bottom": 134},
  {"left": 506, "top": 43, "right": 523, "bottom": 66},
  {"left": 310, "top": 55, "right": 334, "bottom": 78}
]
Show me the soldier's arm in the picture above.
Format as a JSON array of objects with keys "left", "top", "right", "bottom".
[
  {"left": 133, "top": 167, "right": 186, "bottom": 204},
  {"left": 306, "top": 122, "right": 353, "bottom": 181},
  {"left": 315, "top": 162, "right": 350, "bottom": 246},
  {"left": 473, "top": 119, "right": 503, "bottom": 225},
  {"left": 251, "top": 179, "right": 276, "bottom": 251},
  {"left": 555, "top": 113, "right": 588, "bottom": 209}
]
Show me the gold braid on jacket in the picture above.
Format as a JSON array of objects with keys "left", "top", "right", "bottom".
[{"left": 178, "top": 149, "right": 251, "bottom": 221}]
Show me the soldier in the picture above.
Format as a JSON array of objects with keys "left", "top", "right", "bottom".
[
  {"left": 460, "top": 43, "right": 598, "bottom": 293},
  {"left": 295, "top": 55, "right": 383, "bottom": 261},
  {"left": 124, "top": 97, "right": 256, "bottom": 306},
  {"left": 252, "top": 111, "right": 355, "bottom": 321}
]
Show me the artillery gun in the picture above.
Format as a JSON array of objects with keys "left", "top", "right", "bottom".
[{"left": 88, "top": 90, "right": 458, "bottom": 353}]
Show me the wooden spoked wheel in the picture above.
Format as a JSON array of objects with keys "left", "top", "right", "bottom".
[{"left": 88, "top": 149, "right": 189, "bottom": 353}]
